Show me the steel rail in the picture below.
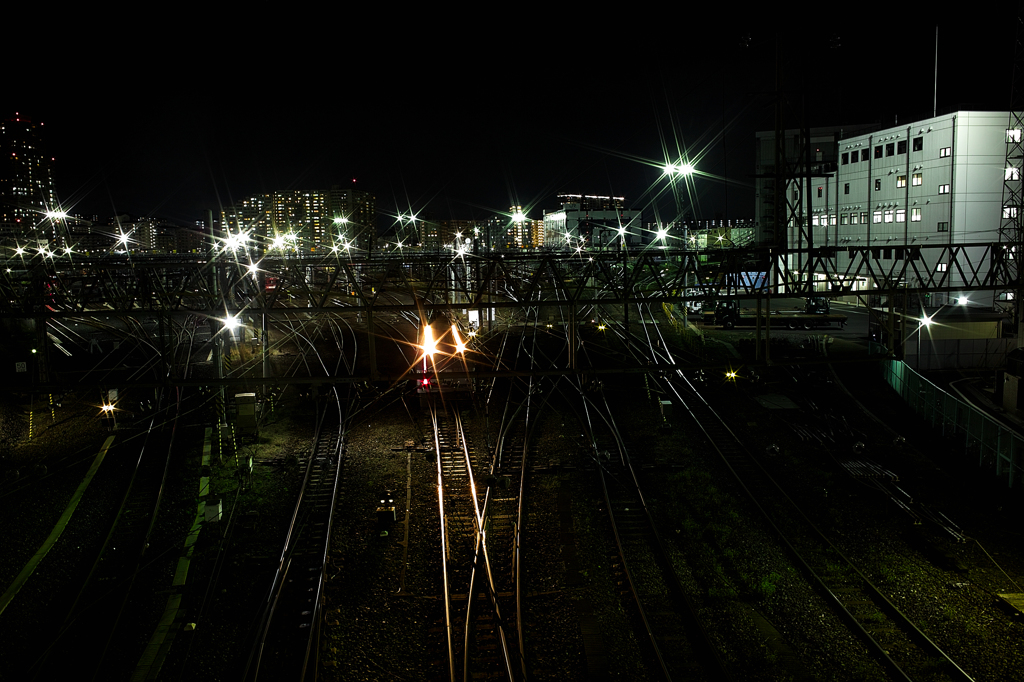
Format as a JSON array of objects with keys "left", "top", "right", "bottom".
[
  {"left": 26, "top": 387, "right": 175, "bottom": 680},
  {"left": 243, "top": 383, "right": 347, "bottom": 681},
  {"left": 573, "top": 319, "right": 731, "bottom": 682},
  {"left": 629, "top": 314, "right": 975, "bottom": 682},
  {"left": 430, "top": 401, "right": 458, "bottom": 682},
  {"left": 455, "top": 405, "right": 517, "bottom": 682}
]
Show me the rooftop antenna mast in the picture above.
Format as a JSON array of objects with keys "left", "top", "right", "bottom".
[{"left": 933, "top": 25, "right": 939, "bottom": 118}]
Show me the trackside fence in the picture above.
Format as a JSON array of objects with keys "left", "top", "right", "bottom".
[{"left": 882, "top": 359, "right": 1024, "bottom": 489}]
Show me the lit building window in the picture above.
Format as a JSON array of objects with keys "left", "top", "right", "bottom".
[
  {"left": 873, "top": 211, "right": 883, "bottom": 224},
  {"left": 896, "top": 209, "right": 906, "bottom": 222},
  {"left": 884, "top": 210, "right": 894, "bottom": 223},
  {"left": 939, "top": 184, "right": 950, "bottom": 194},
  {"left": 936, "top": 262, "right": 947, "bottom": 272},
  {"left": 913, "top": 173, "right": 922, "bottom": 186},
  {"left": 911, "top": 208, "right": 922, "bottom": 222},
  {"left": 939, "top": 147, "right": 951, "bottom": 157},
  {"left": 1007, "top": 167, "right": 1020, "bottom": 181},
  {"left": 1008, "top": 129, "right": 1022, "bottom": 143},
  {"left": 897, "top": 176, "right": 907, "bottom": 188},
  {"left": 1004, "top": 206, "right": 1019, "bottom": 219}
]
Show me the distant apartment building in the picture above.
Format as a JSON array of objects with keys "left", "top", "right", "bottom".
[
  {"left": 530, "top": 218, "right": 545, "bottom": 249},
  {"left": 419, "top": 218, "right": 480, "bottom": 250},
  {"left": 0, "top": 113, "right": 59, "bottom": 248},
  {"left": 416, "top": 212, "right": 536, "bottom": 251},
  {"left": 329, "top": 185, "right": 376, "bottom": 251},
  {"left": 67, "top": 223, "right": 115, "bottom": 254},
  {"left": 60, "top": 215, "right": 197, "bottom": 255},
  {"left": 658, "top": 218, "right": 756, "bottom": 249},
  {"left": 222, "top": 188, "right": 376, "bottom": 253},
  {"left": 504, "top": 206, "right": 542, "bottom": 249},
  {"left": 222, "top": 194, "right": 273, "bottom": 244},
  {"left": 178, "top": 222, "right": 207, "bottom": 253}
]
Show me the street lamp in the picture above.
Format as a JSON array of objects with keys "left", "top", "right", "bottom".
[
  {"left": 916, "top": 315, "right": 932, "bottom": 370},
  {"left": 904, "top": 314, "right": 933, "bottom": 370}
]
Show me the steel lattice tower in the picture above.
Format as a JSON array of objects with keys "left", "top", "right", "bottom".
[{"left": 1001, "top": 12, "right": 1024, "bottom": 333}]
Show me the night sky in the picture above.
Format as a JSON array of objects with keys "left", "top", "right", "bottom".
[{"left": 8, "top": 11, "right": 1016, "bottom": 233}]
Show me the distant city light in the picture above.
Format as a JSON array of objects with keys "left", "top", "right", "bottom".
[
  {"left": 224, "top": 231, "right": 248, "bottom": 251},
  {"left": 451, "top": 325, "right": 466, "bottom": 354}
]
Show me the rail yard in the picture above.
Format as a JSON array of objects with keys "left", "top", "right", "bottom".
[
  {"left": 0, "top": 247, "right": 1021, "bottom": 682},
  {"left": 1, "top": 300, "right": 1023, "bottom": 681}
]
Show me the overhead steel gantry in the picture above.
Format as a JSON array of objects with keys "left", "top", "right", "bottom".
[
  {"left": 0, "top": 243, "right": 1016, "bottom": 316},
  {"left": 0, "top": 242, "right": 1016, "bottom": 386}
]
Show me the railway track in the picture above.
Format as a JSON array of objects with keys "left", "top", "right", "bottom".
[
  {"left": 422, "top": 321, "right": 549, "bottom": 682},
  {"left": 19, "top": 389, "right": 184, "bottom": 680},
  {"left": 668, "top": 373, "right": 974, "bottom": 681},
  {"left": 571, "top": 382, "right": 728, "bottom": 682},
  {"left": 623, "top": 309, "right": 976, "bottom": 682},
  {"left": 428, "top": 400, "right": 520, "bottom": 682},
  {"left": 243, "top": 392, "right": 348, "bottom": 681}
]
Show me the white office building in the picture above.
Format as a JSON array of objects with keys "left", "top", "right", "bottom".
[{"left": 776, "top": 111, "right": 1017, "bottom": 307}]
